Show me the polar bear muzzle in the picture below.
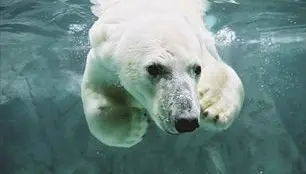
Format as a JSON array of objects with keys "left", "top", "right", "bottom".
[{"left": 154, "top": 77, "right": 201, "bottom": 134}]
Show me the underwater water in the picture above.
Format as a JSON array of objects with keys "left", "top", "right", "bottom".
[{"left": 0, "top": 0, "right": 306, "bottom": 173}]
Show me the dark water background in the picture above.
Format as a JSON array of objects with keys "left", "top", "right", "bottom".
[{"left": 0, "top": 0, "right": 306, "bottom": 173}]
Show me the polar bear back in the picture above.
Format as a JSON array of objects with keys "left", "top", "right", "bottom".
[{"left": 90, "top": 0, "right": 209, "bottom": 19}]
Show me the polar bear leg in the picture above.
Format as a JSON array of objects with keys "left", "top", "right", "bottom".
[
  {"left": 198, "top": 60, "right": 244, "bottom": 131},
  {"left": 82, "top": 88, "right": 148, "bottom": 148}
]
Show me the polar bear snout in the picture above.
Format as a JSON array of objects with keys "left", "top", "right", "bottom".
[
  {"left": 171, "top": 95, "right": 200, "bottom": 133},
  {"left": 172, "top": 98, "right": 200, "bottom": 133},
  {"left": 175, "top": 117, "right": 199, "bottom": 133},
  {"left": 154, "top": 78, "right": 201, "bottom": 134}
]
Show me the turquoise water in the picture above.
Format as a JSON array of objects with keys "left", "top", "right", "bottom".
[{"left": 0, "top": 0, "right": 305, "bottom": 173}]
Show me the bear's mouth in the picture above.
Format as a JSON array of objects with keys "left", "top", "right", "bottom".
[
  {"left": 164, "top": 130, "right": 179, "bottom": 135},
  {"left": 159, "top": 122, "right": 178, "bottom": 135},
  {"left": 156, "top": 114, "right": 178, "bottom": 135}
]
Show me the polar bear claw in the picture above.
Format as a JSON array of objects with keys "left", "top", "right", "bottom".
[{"left": 198, "top": 62, "right": 244, "bottom": 131}]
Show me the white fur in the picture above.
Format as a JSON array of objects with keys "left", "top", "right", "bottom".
[
  {"left": 90, "top": 0, "right": 209, "bottom": 18},
  {"left": 81, "top": 0, "right": 244, "bottom": 148}
]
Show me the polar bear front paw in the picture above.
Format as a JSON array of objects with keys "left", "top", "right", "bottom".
[
  {"left": 122, "top": 109, "right": 149, "bottom": 147},
  {"left": 199, "top": 90, "right": 238, "bottom": 131},
  {"left": 198, "top": 64, "right": 244, "bottom": 131},
  {"left": 87, "top": 106, "right": 149, "bottom": 148}
]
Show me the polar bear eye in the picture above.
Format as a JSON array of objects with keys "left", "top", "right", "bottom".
[
  {"left": 194, "top": 65, "right": 202, "bottom": 76},
  {"left": 146, "top": 63, "right": 165, "bottom": 77}
]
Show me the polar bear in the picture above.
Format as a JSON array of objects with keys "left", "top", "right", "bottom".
[{"left": 81, "top": 0, "right": 244, "bottom": 147}]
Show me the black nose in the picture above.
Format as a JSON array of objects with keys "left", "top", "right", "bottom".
[{"left": 175, "top": 118, "right": 199, "bottom": 133}]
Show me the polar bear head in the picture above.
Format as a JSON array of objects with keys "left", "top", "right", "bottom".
[{"left": 115, "top": 18, "right": 203, "bottom": 134}]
